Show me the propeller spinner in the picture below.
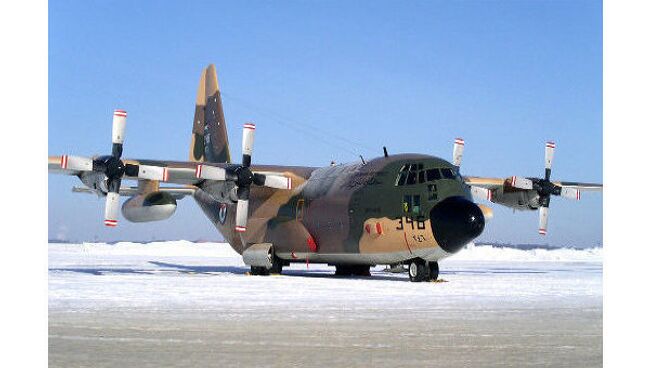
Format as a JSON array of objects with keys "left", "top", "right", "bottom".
[
  {"left": 60, "top": 110, "right": 171, "bottom": 227},
  {"left": 509, "top": 141, "right": 580, "bottom": 235}
]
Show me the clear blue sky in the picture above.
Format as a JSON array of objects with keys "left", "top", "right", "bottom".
[{"left": 48, "top": 0, "right": 602, "bottom": 246}]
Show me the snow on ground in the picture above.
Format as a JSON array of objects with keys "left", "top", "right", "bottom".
[
  {"left": 49, "top": 241, "right": 602, "bottom": 315},
  {"left": 49, "top": 241, "right": 602, "bottom": 367}
]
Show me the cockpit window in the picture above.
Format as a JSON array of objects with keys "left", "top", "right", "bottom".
[
  {"left": 395, "top": 163, "right": 461, "bottom": 186},
  {"left": 396, "top": 171, "right": 407, "bottom": 186},
  {"left": 418, "top": 171, "right": 425, "bottom": 184},
  {"left": 426, "top": 169, "right": 441, "bottom": 181},
  {"left": 406, "top": 172, "right": 417, "bottom": 185},
  {"left": 441, "top": 168, "right": 456, "bottom": 179}
]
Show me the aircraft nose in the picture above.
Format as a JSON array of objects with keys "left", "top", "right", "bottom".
[{"left": 430, "top": 196, "right": 485, "bottom": 254}]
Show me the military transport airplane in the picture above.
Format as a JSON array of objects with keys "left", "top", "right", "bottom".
[{"left": 48, "top": 64, "right": 602, "bottom": 282}]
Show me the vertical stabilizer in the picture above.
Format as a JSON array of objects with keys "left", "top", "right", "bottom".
[{"left": 189, "top": 64, "right": 231, "bottom": 163}]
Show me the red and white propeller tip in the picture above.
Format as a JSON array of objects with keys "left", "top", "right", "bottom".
[
  {"left": 195, "top": 164, "right": 227, "bottom": 181},
  {"left": 242, "top": 123, "right": 256, "bottom": 159},
  {"left": 545, "top": 141, "right": 555, "bottom": 170},
  {"left": 60, "top": 155, "right": 93, "bottom": 171},
  {"left": 262, "top": 175, "right": 293, "bottom": 190},
  {"left": 112, "top": 110, "right": 127, "bottom": 145},
  {"left": 452, "top": 138, "right": 464, "bottom": 167},
  {"left": 104, "top": 192, "right": 120, "bottom": 227},
  {"left": 560, "top": 187, "right": 581, "bottom": 200},
  {"left": 538, "top": 207, "right": 549, "bottom": 235},
  {"left": 138, "top": 165, "right": 169, "bottom": 182},
  {"left": 235, "top": 199, "right": 249, "bottom": 233}
]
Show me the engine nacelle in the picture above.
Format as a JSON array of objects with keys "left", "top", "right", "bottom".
[
  {"left": 121, "top": 191, "right": 177, "bottom": 222},
  {"left": 491, "top": 188, "right": 540, "bottom": 211}
]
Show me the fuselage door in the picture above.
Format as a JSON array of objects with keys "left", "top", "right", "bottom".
[
  {"left": 296, "top": 198, "right": 305, "bottom": 221},
  {"left": 400, "top": 194, "right": 429, "bottom": 249}
]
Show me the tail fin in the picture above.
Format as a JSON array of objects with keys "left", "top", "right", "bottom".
[{"left": 189, "top": 64, "right": 231, "bottom": 163}]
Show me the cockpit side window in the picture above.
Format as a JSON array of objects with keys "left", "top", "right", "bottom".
[
  {"left": 426, "top": 169, "right": 441, "bottom": 181},
  {"left": 406, "top": 172, "right": 417, "bottom": 185},
  {"left": 396, "top": 171, "right": 408, "bottom": 186},
  {"left": 395, "top": 163, "right": 461, "bottom": 186},
  {"left": 441, "top": 168, "right": 455, "bottom": 179}
]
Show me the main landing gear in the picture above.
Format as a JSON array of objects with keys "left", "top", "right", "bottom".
[
  {"left": 250, "top": 252, "right": 285, "bottom": 276},
  {"left": 408, "top": 259, "right": 439, "bottom": 282}
]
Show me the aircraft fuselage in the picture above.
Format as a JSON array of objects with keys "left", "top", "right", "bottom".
[{"left": 194, "top": 153, "right": 485, "bottom": 266}]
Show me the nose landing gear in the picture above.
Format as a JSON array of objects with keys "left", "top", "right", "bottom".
[{"left": 408, "top": 259, "right": 439, "bottom": 282}]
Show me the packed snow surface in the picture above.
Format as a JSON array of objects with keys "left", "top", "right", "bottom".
[
  {"left": 49, "top": 241, "right": 602, "bottom": 312},
  {"left": 49, "top": 241, "right": 602, "bottom": 367}
]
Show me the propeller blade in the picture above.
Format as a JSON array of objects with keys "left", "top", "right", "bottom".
[
  {"left": 195, "top": 164, "right": 226, "bottom": 181},
  {"left": 60, "top": 155, "right": 93, "bottom": 171},
  {"left": 452, "top": 138, "right": 464, "bottom": 167},
  {"left": 257, "top": 174, "right": 293, "bottom": 190},
  {"left": 538, "top": 206, "right": 549, "bottom": 235},
  {"left": 136, "top": 165, "right": 170, "bottom": 182},
  {"left": 470, "top": 186, "right": 493, "bottom": 202},
  {"left": 510, "top": 176, "right": 533, "bottom": 190},
  {"left": 560, "top": 187, "right": 581, "bottom": 200},
  {"left": 235, "top": 186, "right": 250, "bottom": 232},
  {"left": 235, "top": 199, "right": 249, "bottom": 232},
  {"left": 112, "top": 110, "right": 127, "bottom": 158},
  {"left": 242, "top": 123, "right": 255, "bottom": 167},
  {"left": 544, "top": 141, "right": 555, "bottom": 180},
  {"left": 104, "top": 192, "right": 120, "bottom": 227}
]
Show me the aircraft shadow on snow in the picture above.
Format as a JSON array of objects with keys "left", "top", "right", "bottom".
[{"left": 45, "top": 261, "right": 593, "bottom": 280}]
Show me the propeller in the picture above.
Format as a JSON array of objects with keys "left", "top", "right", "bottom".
[
  {"left": 452, "top": 138, "right": 464, "bottom": 167},
  {"left": 195, "top": 123, "right": 293, "bottom": 233},
  {"left": 508, "top": 141, "right": 580, "bottom": 235},
  {"left": 60, "top": 109, "right": 170, "bottom": 227}
]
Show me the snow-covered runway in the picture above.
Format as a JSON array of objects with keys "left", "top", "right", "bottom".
[{"left": 49, "top": 241, "right": 602, "bottom": 367}]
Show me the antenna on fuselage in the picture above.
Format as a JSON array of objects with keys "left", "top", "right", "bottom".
[{"left": 383, "top": 146, "right": 389, "bottom": 158}]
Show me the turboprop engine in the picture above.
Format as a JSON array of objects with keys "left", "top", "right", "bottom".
[{"left": 121, "top": 191, "right": 177, "bottom": 223}]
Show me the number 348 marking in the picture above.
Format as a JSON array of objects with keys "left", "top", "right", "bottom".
[{"left": 396, "top": 217, "right": 426, "bottom": 230}]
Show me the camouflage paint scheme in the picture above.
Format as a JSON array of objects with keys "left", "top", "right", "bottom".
[
  {"left": 193, "top": 154, "right": 470, "bottom": 265},
  {"left": 184, "top": 65, "right": 473, "bottom": 265},
  {"left": 48, "top": 64, "right": 602, "bottom": 272}
]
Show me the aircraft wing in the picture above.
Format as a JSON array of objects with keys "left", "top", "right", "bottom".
[
  {"left": 49, "top": 155, "right": 205, "bottom": 186},
  {"left": 464, "top": 176, "right": 603, "bottom": 192},
  {"left": 71, "top": 185, "right": 196, "bottom": 199},
  {"left": 463, "top": 176, "right": 506, "bottom": 190},
  {"left": 550, "top": 181, "right": 603, "bottom": 191}
]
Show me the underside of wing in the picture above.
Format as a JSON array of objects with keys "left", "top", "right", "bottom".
[
  {"left": 552, "top": 181, "right": 603, "bottom": 191},
  {"left": 72, "top": 185, "right": 196, "bottom": 199}
]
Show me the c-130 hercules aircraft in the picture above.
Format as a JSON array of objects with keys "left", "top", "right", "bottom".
[{"left": 49, "top": 64, "right": 602, "bottom": 282}]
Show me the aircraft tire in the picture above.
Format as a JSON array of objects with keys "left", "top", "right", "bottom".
[
  {"left": 428, "top": 262, "right": 439, "bottom": 281},
  {"left": 268, "top": 256, "right": 283, "bottom": 274},
  {"left": 335, "top": 265, "right": 353, "bottom": 276},
  {"left": 250, "top": 266, "right": 269, "bottom": 276},
  {"left": 408, "top": 260, "right": 428, "bottom": 282},
  {"left": 353, "top": 265, "right": 371, "bottom": 277}
]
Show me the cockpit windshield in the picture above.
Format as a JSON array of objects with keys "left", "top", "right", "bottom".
[{"left": 395, "top": 163, "right": 461, "bottom": 186}]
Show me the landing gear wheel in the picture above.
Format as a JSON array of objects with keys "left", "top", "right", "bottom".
[
  {"left": 250, "top": 266, "right": 269, "bottom": 276},
  {"left": 408, "top": 260, "right": 428, "bottom": 282},
  {"left": 268, "top": 256, "right": 284, "bottom": 274},
  {"left": 428, "top": 261, "right": 439, "bottom": 281},
  {"left": 335, "top": 265, "right": 352, "bottom": 276},
  {"left": 249, "top": 249, "right": 283, "bottom": 276}
]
